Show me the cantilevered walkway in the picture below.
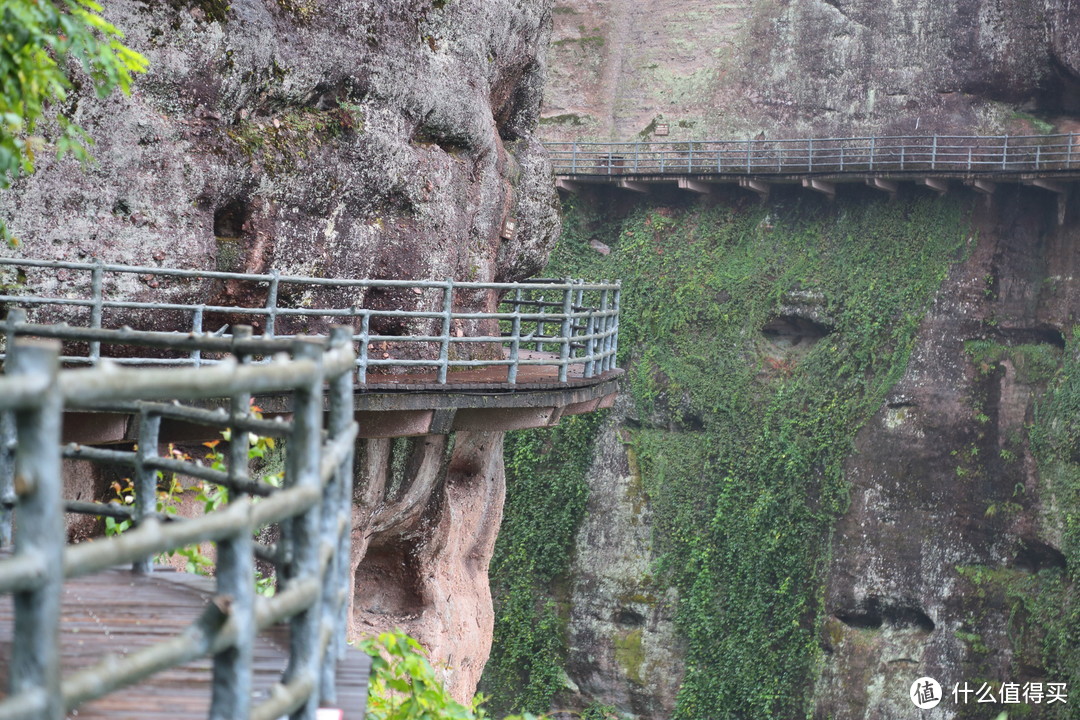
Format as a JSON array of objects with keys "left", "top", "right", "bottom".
[
  {"left": 0, "top": 258, "right": 622, "bottom": 443},
  {"left": 546, "top": 133, "right": 1080, "bottom": 205},
  {"left": 0, "top": 259, "right": 622, "bottom": 719}
]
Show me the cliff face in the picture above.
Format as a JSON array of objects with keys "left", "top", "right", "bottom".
[
  {"left": 523, "top": 1, "right": 1080, "bottom": 718},
  {"left": 1, "top": 0, "right": 559, "bottom": 305},
  {"left": 543, "top": 0, "right": 1080, "bottom": 141}
]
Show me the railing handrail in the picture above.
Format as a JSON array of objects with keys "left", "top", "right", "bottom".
[
  {"left": 0, "top": 259, "right": 622, "bottom": 385},
  {"left": 542, "top": 133, "right": 1080, "bottom": 177},
  {"left": 0, "top": 327, "right": 359, "bottom": 720}
]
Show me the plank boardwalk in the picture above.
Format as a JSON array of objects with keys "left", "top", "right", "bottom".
[{"left": 0, "top": 567, "right": 371, "bottom": 719}]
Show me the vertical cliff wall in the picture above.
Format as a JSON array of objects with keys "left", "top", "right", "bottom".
[
  {"left": 500, "top": 1, "right": 1080, "bottom": 717},
  {"left": 543, "top": 0, "right": 1080, "bottom": 141}
]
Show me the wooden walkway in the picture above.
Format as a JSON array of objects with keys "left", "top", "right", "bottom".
[{"left": 0, "top": 567, "right": 371, "bottom": 719}]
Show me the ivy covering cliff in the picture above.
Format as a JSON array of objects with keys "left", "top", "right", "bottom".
[{"left": 485, "top": 190, "right": 972, "bottom": 717}]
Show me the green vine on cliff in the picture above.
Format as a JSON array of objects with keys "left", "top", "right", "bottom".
[
  {"left": 499, "top": 192, "right": 969, "bottom": 718},
  {"left": 482, "top": 412, "right": 606, "bottom": 715}
]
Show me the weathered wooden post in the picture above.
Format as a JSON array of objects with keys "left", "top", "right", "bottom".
[{"left": 10, "top": 339, "right": 64, "bottom": 720}]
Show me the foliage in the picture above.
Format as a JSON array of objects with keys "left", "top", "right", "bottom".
[
  {"left": 0, "top": 0, "right": 147, "bottom": 241},
  {"left": 481, "top": 412, "right": 606, "bottom": 715},
  {"left": 511, "top": 193, "right": 969, "bottom": 718},
  {"left": 1022, "top": 327, "right": 1080, "bottom": 702},
  {"left": 103, "top": 414, "right": 284, "bottom": 593},
  {"left": 0, "top": 0, "right": 147, "bottom": 182},
  {"left": 362, "top": 630, "right": 543, "bottom": 720}
]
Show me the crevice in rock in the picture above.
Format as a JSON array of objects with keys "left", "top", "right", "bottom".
[
  {"left": 1038, "top": 52, "right": 1080, "bottom": 116},
  {"left": 213, "top": 197, "right": 250, "bottom": 241},
  {"left": 993, "top": 325, "right": 1067, "bottom": 349},
  {"left": 353, "top": 540, "right": 425, "bottom": 618},
  {"left": 762, "top": 315, "right": 832, "bottom": 350},
  {"left": 835, "top": 598, "right": 935, "bottom": 633},
  {"left": 1013, "top": 538, "right": 1067, "bottom": 573},
  {"left": 615, "top": 608, "right": 646, "bottom": 627}
]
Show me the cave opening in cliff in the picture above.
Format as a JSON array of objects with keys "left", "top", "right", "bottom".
[
  {"left": 1037, "top": 54, "right": 1080, "bottom": 116},
  {"left": 213, "top": 198, "right": 250, "bottom": 241}
]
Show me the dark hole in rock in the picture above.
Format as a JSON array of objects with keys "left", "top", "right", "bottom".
[
  {"left": 112, "top": 198, "right": 131, "bottom": 216},
  {"left": 353, "top": 542, "right": 424, "bottom": 617},
  {"left": 762, "top": 315, "right": 831, "bottom": 350},
  {"left": 213, "top": 198, "right": 250, "bottom": 239},
  {"left": 996, "top": 326, "right": 1067, "bottom": 349},
  {"left": 1039, "top": 54, "right": 1080, "bottom": 115},
  {"left": 887, "top": 400, "right": 917, "bottom": 409},
  {"left": 1013, "top": 538, "right": 1067, "bottom": 573},
  {"left": 835, "top": 609, "right": 882, "bottom": 630},
  {"left": 836, "top": 598, "right": 935, "bottom": 632},
  {"left": 615, "top": 608, "right": 646, "bottom": 627}
]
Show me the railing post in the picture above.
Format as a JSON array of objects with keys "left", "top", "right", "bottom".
[
  {"left": 89, "top": 259, "right": 104, "bottom": 363},
  {"left": 132, "top": 409, "right": 161, "bottom": 574},
  {"left": 1069, "top": 134, "right": 1075, "bottom": 168},
  {"left": 358, "top": 311, "right": 370, "bottom": 384},
  {"left": 437, "top": 279, "right": 453, "bottom": 384},
  {"left": 585, "top": 289, "right": 601, "bottom": 378},
  {"left": 558, "top": 283, "right": 573, "bottom": 383},
  {"left": 1001, "top": 135, "right": 1009, "bottom": 170},
  {"left": 532, "top": 293, "right": 543, "bottom": 354},
  {"left": 869, "top": 136, "right": 876, "bottom": 171},
  {"left": 508, "top": 288, "right": 522, "bottom": 385},
  {"left": 210, "top": 325, "right": 255, "bottom": 720},
  {"left": 265, "top": 270, "right": 281, "bottom": 338},
  {"left": 607, "top": 283, "right": 620, "bottom": 371},
  {"left": 282, "top": 338, "right": 325, "bottom": 720},
  {"left": 10, "top": 339, "right": 64, "bottom": 720},
  {"left": 320, "top": 326, "right": 356, "bottom": 705},
  {"left": 0, "top": 308, "right": 25, "bottom": 548},
  {"left": 0, "top": 408, "right": 14, "bottom": 548},
  {"left": 931, "top": 134, "right": 938, "bottom": 170},
  {"left": 190, "top": 305, "right": 205, "bottom": 367},
  {"left": 745, "top": 139, "right": 751, "bottom": 173},
  {"left": 808, "top": 137, "right": 813, "bottom": 173},
  {"left": 687, "top": 141, "right": 693, "bottom": 173},
  {"left": 571, "top": 142, "right": 578, "bottom": 174}
]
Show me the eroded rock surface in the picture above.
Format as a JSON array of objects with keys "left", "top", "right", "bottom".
[
  {"left": 1, "top": 0, "right": 559, "bottom": 319},
  {"left": 542, "top": 0, "right": 1080, "bottom": 141},
  {"left": 816, "top": 188, "right": 1080, "bottom": 719},
  {"left": 349, "top": 432, "right": 507, "bottom": 702}
]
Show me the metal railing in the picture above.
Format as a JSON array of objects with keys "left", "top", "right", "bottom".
[
  {"left": 545, "top": 134, "right": 1080, "bottom": 176},
  {"left": 0, "top": 258, "right": 621, "bottom": 385},
  {"left": 0, "top": 325, "right": 359, "bottom": 720}
]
